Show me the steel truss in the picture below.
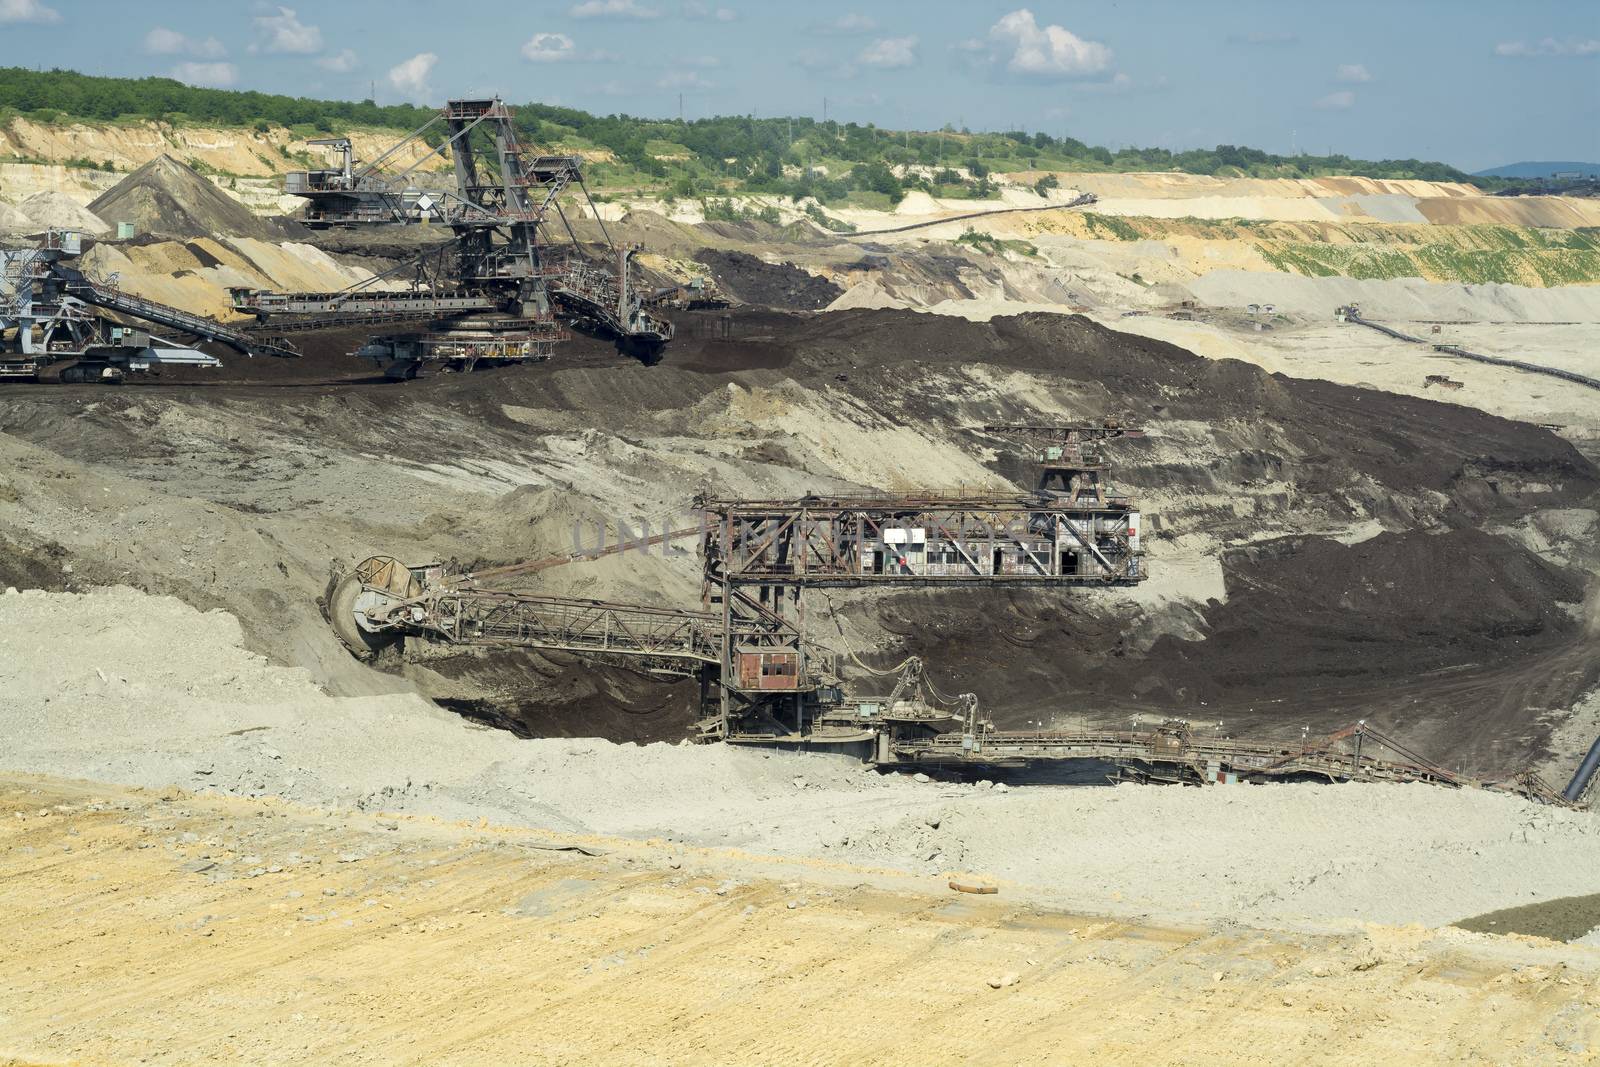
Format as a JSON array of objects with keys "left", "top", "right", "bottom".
[
  {"left": 695, "top": 492, "right": 1144, "bottom": 737},
  {"left": 976, "top": 421, "right": 1144, "bottom": 504},
  {"left": 372, "top": 588, "right": 720, "bottom": 667},
  {"left": 240, "top": 97, "right": 671, "bottom": 376}
]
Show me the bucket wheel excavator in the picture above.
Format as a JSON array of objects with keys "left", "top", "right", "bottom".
[
  {"left": 231, "top": 98, "right": 673, "bottom": 379},
  {"left": 321, "top": 506, "right": 982, "bottom": 757},
  {"left": 321, "top": 540, "right": 1568, "bottom": 800},
  {"left": 1, "top": 229, "right": 298, "bottom": 383}
]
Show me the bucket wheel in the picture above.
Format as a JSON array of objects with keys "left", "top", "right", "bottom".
[{"left": 327, "top": 554, "right": 418, "bottom": 658}]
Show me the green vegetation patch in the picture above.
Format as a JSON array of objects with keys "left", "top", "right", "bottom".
[
  {"left": 1079, "top": 212, "right": 1143, "bottom": 242},
  {"left": 702, "top": 198, "right": 780, "bottom": 225},
  {"left": 1254, "top": 224, "right": 1600, "bottom": 285},
  {"left": 803, "top": 202, "right": 855, "bottom": 233},
  {"left": 954, "top": 229, "right": 1037, "bottom": 258}
]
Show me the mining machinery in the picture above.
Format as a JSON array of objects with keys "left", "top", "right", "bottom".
[
  {"left": 322, "top": 474, "right": 1575, "bottom": 802},
  {"left": 695, "top": 491, "right": 1143, "bottom": 743},
  {"left": 230, "top": 98, "right": 672, "bottom": 378},
  {"left": 975, "top": 419, "right": 1144, "bottom": 504},
  {"left": 1, "top": 229, "right": 297, "bottom": 382},
  {"left": 327, "top": 486, "right": 1144, "bottom": 752},
  {"left": 647, "top": 275, "right": 729, "bottom": 311},
  {"left": 321, "top": 512, "right": 1566, "bottom": 801}
]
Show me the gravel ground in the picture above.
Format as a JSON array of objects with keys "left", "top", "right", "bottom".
[{"left": 6, "top": 585, "right": 1600, "bottom": 932}]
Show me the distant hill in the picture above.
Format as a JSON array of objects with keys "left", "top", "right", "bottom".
[{"left": 1475, "top": 161, "right": 1600, "bottom": 179}]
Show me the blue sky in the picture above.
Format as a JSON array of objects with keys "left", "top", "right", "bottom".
[{"left": 2, "top": 0, "right": 1596, "bottom": 170}]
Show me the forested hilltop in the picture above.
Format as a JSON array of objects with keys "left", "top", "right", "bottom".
[{"left": 1, "top": 66, "right": 1493, "bottom": 204}]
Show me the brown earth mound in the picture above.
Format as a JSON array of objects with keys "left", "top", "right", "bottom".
[
  {"left": 693, "top": 249, "right": 843, "bottom": 310},
  {"left": 1139, "top": 528, "right": 1588, "bottom": 753},
  {"left": 4, "top": 306, "right": 1596, "bottom": 772},
  {"left": 89, "top": 154, "right": 304, "bottom": 241},
  {"left": 422, "top": 649, "right": 699, "bottom": 744},
  {"left": 863, "top": 525, "right": 1595, "bottom": 773},
  {"left": 1456, "top": 892, "right": 1600, "bottom": 942}
]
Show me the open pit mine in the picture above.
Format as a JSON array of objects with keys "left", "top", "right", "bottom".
[{"left": 3, "top": 85, "right": 1600, "bottom": 1066}]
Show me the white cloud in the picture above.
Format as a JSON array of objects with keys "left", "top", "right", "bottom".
[
  {"left": 144, "top": 27, "right": 186, "bottom": 54},
  {"left": 682, "top": 1, "right": 735, "bottom": 20},
  {"left": 1494, "top": 37, "right": 1600, "bottom": 58},
  {"left": 658, "top": 70, "right": 715, "bottom": 90},
  {"left": 1335, "top": 63, "right": 1372, "bottom": 83},
  {"left": 982, "top": 9, "right": 1112, "bottom": 80},
  {"left": 1314, "top": 90, "right": 1355, "bottom": 111},
  {"left": 253, "top": 6, "right": 322, "bottom": 54},
  {"left": 569, "top": 0, "right": 660, "bottom": 18},
  {"left": 143, "top": 27, "right": 226, "bottom": 58},
  {"left": 316, "top": 48, "right": 359, "bottom": 73},
  {"left": 171, "top": 61, "right": 238, "bottom": 88},
  {"left": 519, "top": 33, "right": 619, "bottom": 63},
  {"left": 0, "top": 0, "right": 58, "bottom": 24},
  {"left": 522, "top": 33, "right": 578, "bottom": 62},
  {"left": 815, "top": 13, "right": 875, "bottom": 35},
  {"left": 388, "top": 52, "right": 438, "bottom": 100},
  {"left": 858, "top": 36, "right": 917, "bottom": 69}
]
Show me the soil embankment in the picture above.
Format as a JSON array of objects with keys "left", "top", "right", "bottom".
[
  {"left": 2, "top": 306, "right": 1595, "bottom": 773},
  {"left": 693, "top": 248, "right": 844, "bottom": 309},
  {"left": 89, "top": 154, "right": 306, "bottom": 241},
  {"left": 4, "top": 587, "right": 1600, "bottom": 930}
]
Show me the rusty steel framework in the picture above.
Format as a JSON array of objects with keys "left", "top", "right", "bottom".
[
  {"left": 323, "top": 550, "right": 1569, "bottom": 803},
  {"left": 885, "top": 719, "right": 1568, "bottom": 803},
  {"left": 695, "top": 492, "right": 1143, "bottom": 740},
  {"left": 233, "top": 98, "right": 670, "bottom": 378},
  {"left": 700, "top": 493, "right": 1143, "bottom": 584},
  {"left": 378, "top": 588, "right": 719, "bottom": 667},
  {"left": 324, "top": 492, "right": 1570, "bottom": 802},
  {"left": 976, "top": 420, "right": 1144, "bottom": 504}
]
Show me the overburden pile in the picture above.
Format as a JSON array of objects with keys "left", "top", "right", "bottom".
[{"left": 88, "top": 154, "right": 301, "bottom": 241}]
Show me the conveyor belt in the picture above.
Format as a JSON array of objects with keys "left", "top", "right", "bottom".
[{"left": 66, "top": 275, "right": 299, "bottom": 359}]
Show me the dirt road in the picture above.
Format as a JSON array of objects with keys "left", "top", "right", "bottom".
[{"left": 2, "top": 774, "right": 1596, "bottom": 1066}]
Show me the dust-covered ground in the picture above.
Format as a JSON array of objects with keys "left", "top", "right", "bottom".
[
  {"left": 4, "top": 773, "right": 1596, "bottom": 1067},
  {"left": 5, "top": 585, "right": 1600, "bottom": 933}
]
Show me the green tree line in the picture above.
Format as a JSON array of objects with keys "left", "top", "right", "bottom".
[{"left": 0, "top": 66, "right": 1491, "bottom": 197}]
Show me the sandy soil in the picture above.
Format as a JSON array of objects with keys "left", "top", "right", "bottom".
[
  {"left": 4, "top": 585, "right": 1600, "bottom": 933},
  {"left": 1091, "top": 315, "right": 1600, "bottom": 462},
  {"left": 4, "top": 774, "right": 1595, "bottom": 1066},
  {"left": 0, "top": 116, "right": 445, "bottom": 181}
]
